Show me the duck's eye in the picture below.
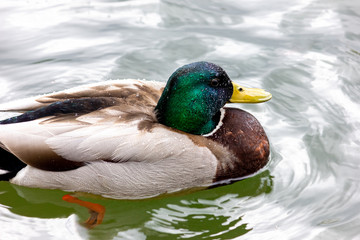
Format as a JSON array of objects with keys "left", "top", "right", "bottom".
[
  {"left": 211, "top": 78, "right": 219, "bottom": 87},
  {"left": 239, "top": 87, "right": 243, "bottom": 92}
]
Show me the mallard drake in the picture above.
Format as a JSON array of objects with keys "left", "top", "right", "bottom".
[{"left": 0, "top": 61, "right": 271, "bottom": 199}]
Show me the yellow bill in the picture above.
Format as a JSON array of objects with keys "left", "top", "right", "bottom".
[{"left": 229, "top": 82, "right": 272, "bottom": 103}]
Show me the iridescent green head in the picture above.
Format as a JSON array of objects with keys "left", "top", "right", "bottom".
[{"left": 155, "top": 61, "right": 272, "bottom": 135}]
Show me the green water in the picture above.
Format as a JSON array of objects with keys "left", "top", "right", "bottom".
[{"left": 1, "top": 0, "right": 360, "bottom": 239}]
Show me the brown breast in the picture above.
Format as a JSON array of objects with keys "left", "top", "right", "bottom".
[{"left": 207, "top": 107, "right": 270, "bottom": 181}]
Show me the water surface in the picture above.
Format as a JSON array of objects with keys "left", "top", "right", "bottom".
[{"left": 0, "top": 0, "right": 360, "bottom": 239}]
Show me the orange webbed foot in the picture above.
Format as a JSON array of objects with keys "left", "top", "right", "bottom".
[{"left": 63, "top": 194, "right": 106, "bottom": 228}]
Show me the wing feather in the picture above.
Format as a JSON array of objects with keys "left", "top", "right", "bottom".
[
  {"left": 1, "top": 79, "right": 223, "bottom": 197},
  {"left": 0, "top": 79, "right": 165, "bottom": 112},
  {"left": 0, "top": 79, "right": 222, "bottom": 182}
]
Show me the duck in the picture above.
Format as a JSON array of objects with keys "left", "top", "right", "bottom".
[{"left": 0, "top": 61, "right": 271, "bottom": 199}]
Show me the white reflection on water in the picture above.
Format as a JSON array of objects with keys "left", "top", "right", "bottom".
[
  {"left": 146, "top": 194, "right": 249, "bottom": 239},
  {"left": 5, "top": 0, "right": 162, "bottom": 29},
  {"left": 0, "top": 207, "right": 87, "bottom": 240},
  {"left": 0, "top": 78, "right": 9, "bottom": 99}
]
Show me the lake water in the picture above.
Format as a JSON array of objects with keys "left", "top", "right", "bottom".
[{"left": 1, "top": 0, "right": 360, "bottom": 239}]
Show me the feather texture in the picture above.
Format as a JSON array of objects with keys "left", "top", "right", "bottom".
[{"left": 0, "top": 79, "right": 225, "bottom": 198}]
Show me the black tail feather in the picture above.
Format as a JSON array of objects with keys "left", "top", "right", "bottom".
[{"left": 0, "top": 148, "right": 26, "bottom": 181}]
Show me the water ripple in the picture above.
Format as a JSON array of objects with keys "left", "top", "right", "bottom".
[{"left": 1, "top": 0, "right": 360, "bottom": 239}]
